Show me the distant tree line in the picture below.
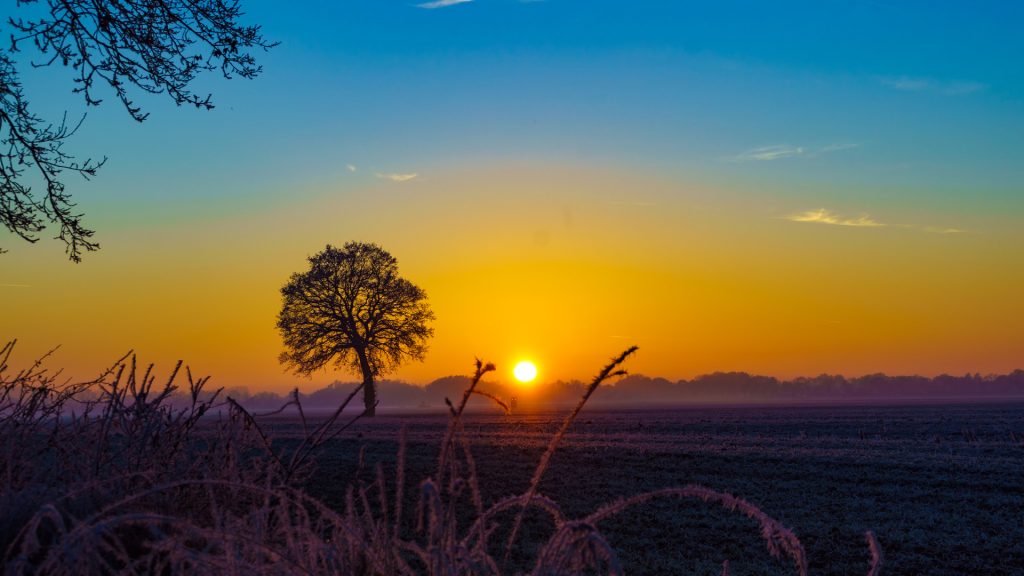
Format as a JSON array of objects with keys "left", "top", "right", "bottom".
[{"left": 218, "top": 369, "right": 1024, "bottom": 412}]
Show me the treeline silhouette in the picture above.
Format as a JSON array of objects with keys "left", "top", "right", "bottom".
[{"left": 225, "top": 369, "right": 1024, "bottom": 411}]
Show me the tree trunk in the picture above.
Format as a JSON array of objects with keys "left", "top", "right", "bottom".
[{"left": 357, "top": 349, "right": 376, "bottom": 417}]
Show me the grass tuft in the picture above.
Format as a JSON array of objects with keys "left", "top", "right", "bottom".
[{"left": 1, "top": 340, "right": 882, "bottom": 575}]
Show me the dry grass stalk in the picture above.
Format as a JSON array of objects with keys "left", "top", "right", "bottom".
[
  {"left": 504, "top": 346, "right": 638, "bottom": 560},
  {"left": 865, "top": 530, "right": 884, "bottom": 576},
  {"left": 585, "top": 485, "right": 809, "bottom": 576},
  {"left": 2, "top": 340, "right": 884, "bottom": 575}
]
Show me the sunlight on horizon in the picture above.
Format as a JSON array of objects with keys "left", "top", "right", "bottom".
[{"left": 513, "top": 360, "right": 538, "bottom": 384}]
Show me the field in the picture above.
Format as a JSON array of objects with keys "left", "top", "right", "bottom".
[
  {"left": 273, "top": 402, "right": 1024, "bottom": 575},
  {"left": 5, "top": 344, "right": 1023, "bottom": 574}
]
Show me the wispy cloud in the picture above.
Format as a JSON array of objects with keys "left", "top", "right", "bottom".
[
  {"left": 880, "top": 76, "right": 986, "bottom": 95},
  {"left": 736, "top": 145, "right": 805, "bottom": 161},
  {"left": 346, "top": 164, "right": 357, "bottom": 173},
  {"left": 880, "top": 76, "right": 931, "bottom": 91},
  {"left": 786, "top": 209, "right": 970, "bottom": 234},
  {"left": 0, "top": 283, "right": 31, "bottom": 288},
  {"left": 416, "top": 0, "right": 472, "bottom": 8},
  {"left": 376, "top": 172, "right": 418, "bottom": 182},
  {"left": 734, "top": 143, "right": 858, "bottom": 162},
  {"left": 787, "top": 208, "right": 884, "bottom": 228},
  {"left": 820, "top": 142, "right": 859, "bottom": 153},
  {"left": 943, "top": 81, "right": 987, "bottom": 95}
]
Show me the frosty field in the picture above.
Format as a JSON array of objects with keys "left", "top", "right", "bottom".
[{"left": 275, "top": 402, "right": 1024, "bottom": 575}]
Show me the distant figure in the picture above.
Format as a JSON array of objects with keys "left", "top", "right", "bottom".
[{"left": 510, "top": 396, "right": 518, "bottom": 413}]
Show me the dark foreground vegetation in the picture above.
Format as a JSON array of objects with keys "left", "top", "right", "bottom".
[
  {"left": 13, "top": 340, "right": 1001, "bottom": 575},
  {"left": 300, "top": 404, "right": 1023, "bottom": 575}
]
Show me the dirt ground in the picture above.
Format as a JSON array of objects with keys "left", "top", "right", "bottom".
[{"left": 275, "top": 402, "right": 1024, "bottom": 575}]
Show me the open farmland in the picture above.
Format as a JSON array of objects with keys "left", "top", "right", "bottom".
[{"left": 270, "top": 402, "right": 1024, "bottom": 575}]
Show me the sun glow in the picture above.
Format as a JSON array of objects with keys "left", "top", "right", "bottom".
[{"left": 513, "top": 360, "right": 538, "bottom": 383}]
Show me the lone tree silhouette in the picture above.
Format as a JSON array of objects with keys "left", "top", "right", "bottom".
[
  {"left": 277, "top": 242, "right": 434, "bottom": 416},
  {"left": 1, "top": 0, "right": 273, "bottom": 260}
]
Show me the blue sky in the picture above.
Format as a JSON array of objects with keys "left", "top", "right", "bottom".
[
  {"left": 6, "top": 1, "right": 1024, "bottom": 387},
  {"left": 14, "top": 0, "right": 1023, "bottom": 229}
]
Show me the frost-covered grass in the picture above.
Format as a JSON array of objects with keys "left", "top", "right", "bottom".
[
  {"left": 1, "top": 341, "right": 887, "bottom": 575},
  {"left": 299, "top": 403, "right": 1024, "bottom": 575}
]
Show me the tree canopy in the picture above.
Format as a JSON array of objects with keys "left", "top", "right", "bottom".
[
  {"left": 277, "top": 242, "right": 435, "bottom": 416},
  {"left": 1, "top": 0, "right": 273, "bottom": 260}
]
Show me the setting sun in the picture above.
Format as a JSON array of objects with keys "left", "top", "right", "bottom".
[{"left": 513, "top": 361, "right": 538, "bottom": 383}]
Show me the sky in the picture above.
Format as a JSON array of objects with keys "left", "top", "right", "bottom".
[{"left": 3, "top": 1, "right": 1023, "bottom": 391}]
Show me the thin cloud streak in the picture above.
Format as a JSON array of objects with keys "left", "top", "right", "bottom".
[
  {"left": 943, "top": 81, "right": 987, "bottom": 95},
  {"left": 787, "top": 208, "right": 884, "bottom": 228},
  {"left": 376, "top": 172, "right": 418, "bottom": 182},
  {"left": 734, "top": 143, "right": 858, "bottom": 162},
  {"left": 0, "top": 283, "right": 31, "bottom": 288},
  {"left": 880, "top": 76, "right": 986, "bottom": 95},
  {"left": 736, "top": 145, "right": 805, "bottom": 161},
  {"left": 416, "top": 0, "right": 472, "bottom": 8},
  {"left": 346, "top": 164, "right": 357, "bottom": 173},
  {"left": 786, "top": 209, "right": 969, "bottom": 234},
  {"left": 880, "top": 76, "right": 931, "bottom": 91},
  {"left": 820, "top": 143, "right": 860, "bottom": 153}
]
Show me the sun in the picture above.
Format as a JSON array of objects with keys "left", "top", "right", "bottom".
[{"left": 513, "top": 360, "right": 538, "bottom": 383}]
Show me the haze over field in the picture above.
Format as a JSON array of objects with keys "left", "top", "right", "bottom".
[{"left": 227, "top": 370, "right": 1024, "bottom": 412}]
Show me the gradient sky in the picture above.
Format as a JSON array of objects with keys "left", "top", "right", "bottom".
[{"left": 3, "top": 1, "right": 1023, "bottom": 390}]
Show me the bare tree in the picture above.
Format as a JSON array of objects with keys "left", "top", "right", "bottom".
[
  {"left": 1, "top": 0, "right": 274, "bottom": 261},
  {"left": 277, "top": 243, "right": 435, "bottom": 416}
]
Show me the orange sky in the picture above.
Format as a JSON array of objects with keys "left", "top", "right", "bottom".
[{"left": 3, "top": 163, "right": 1022, "bottom": 391}]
